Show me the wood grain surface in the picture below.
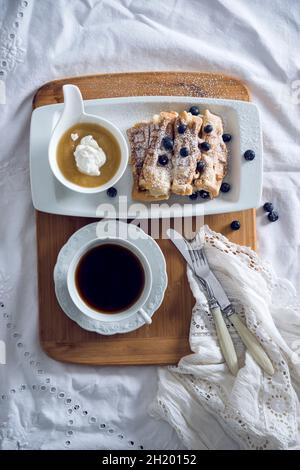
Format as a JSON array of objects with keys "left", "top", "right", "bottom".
[{"left": 34, "top": 71, "right": 256, "bottom": 365}]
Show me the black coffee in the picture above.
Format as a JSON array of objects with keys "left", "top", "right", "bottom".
[{"left": 75, "top": 243, "right": 145, "bottom": 313}]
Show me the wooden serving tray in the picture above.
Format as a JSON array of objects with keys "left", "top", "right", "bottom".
[{"left": 34, "top": 72, "right": 256, "bottom": 365}]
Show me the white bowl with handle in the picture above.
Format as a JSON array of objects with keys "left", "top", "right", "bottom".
[{"left": 48, "top": 84, "right": 129, "bottom": 193}]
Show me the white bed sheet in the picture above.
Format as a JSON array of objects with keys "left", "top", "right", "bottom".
[{"left": 0, "top": 0, "right": 299, "bottom": 450}]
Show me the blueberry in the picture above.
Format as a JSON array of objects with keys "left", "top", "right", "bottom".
[
  {"left": 189, "top": 106, "right": 200, "bottom": 116},
  {"left": 200, "top": 141, "right": 211, "bottom": 151},
  {"left": 107, "top": 187, "right": 117, "bottom": 198},
  {"left": 222, "top": 133, "right": 232, "bottom": 143},
  {"left": 268, "top": 211, "right": 279, "bottom": 222},
  {"left": 263, "top": 202, "right": 273, "bottom": 212},
  {"left": 196, "top": 161, "right": 206, "bottom": 173},
  {"left": 220, "top": 182, "right": 231, "bottom": 193},
  {"left": 204, "top": 124, "right": 213, "bottom": 133},
  {"left": 178, "top": 124, "right": 187, "bottom": 134},
  {"left": 230, "top": 220, "right": 240, "bottom": 231},
  {"left": 199, "top": 190, "right": 210, "bottom": 199},
  {"left": 180, "top": 147, "right": 189, "bottom": 157},
  {"left": 244, "top": 149, "right": 255, "bottom": 161},
  {"left": 162, "top": 136, "right": 173, "bottom": 150},
  {"left": 158, "top": 154, "right": 169, "bottom": 166},
  {"left": 189, "top": 192, "right": 198, "bottom": 200}
]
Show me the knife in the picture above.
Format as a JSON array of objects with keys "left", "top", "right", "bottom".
[{"left": 167, "top": 229, "right": 275, "bottom": 376}]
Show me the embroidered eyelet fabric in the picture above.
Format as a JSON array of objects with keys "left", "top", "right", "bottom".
[
  {"left": 150, "top": 226, "right": 300, "bottom": 450},
  {"left": 0, "top": 0, "right": 300, "bottom": 450}
]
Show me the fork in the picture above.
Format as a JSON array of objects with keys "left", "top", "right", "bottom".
[{"left": 188, "top": 247, "right": 239, "bottom": 375}]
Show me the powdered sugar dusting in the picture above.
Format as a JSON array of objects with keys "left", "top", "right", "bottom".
[{"left": 127, "top": 108, "right": 228, "bottom": 199}]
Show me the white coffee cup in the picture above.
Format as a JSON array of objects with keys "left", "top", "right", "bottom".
[{"left": 67, "top": 237, "right": 153, "bottom": 324}]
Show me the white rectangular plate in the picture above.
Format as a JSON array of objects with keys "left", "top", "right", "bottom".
[{"left": 30, "top": 96, "right": 262, "bottom": 219}]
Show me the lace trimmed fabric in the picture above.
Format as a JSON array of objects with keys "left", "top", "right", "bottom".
[{"left": 150, "top": 225, "right": 300, "bottom": 450}]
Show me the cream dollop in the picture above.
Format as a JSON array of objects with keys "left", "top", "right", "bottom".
[
  {"left": 73, "top": 135, "right": 106, "bottom": 176},
  {"left": 71, "top": 133, "right": 79, "bottom": 141}
]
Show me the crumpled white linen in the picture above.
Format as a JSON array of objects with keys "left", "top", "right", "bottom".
[
  {"left": 151, "top": 226, "right": 300, "bottom": 450},
  {"left": 0, "top": 0, "right": 300, "bottom": 450}
]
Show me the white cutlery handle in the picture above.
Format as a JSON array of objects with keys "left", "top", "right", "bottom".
[
  {"left": 230, "top": 313, "right": 274, "bottom": 376},
  {"left": 211, "top": 306, "right": 239, "bottom": 376},
  {"left": 138, "top": 308, "right": 152, "bottom": 325}
]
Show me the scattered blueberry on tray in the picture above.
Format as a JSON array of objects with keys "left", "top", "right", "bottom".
[
  {"left": 220, "top": 182, "right": 231, "bottom": 193},
  {"left": 230, "top": 220, "right": 240, "bottom": 230},
  {"left": 204, "top": 124, "right": 213, "bottom": 133},
  {"left": 244, "top": 149, "right": 255, "bottom": 161},
  {"left": 178, "top": 124, "right": 187, "bottom": 134},
  {"left": 222, "top": 133, "right": 232, "bottom": 143},
  {"left": 200, "top": 141, "right": 211, "bottom": 151},
  {"left": 180, "top": 147, "right": 189, "bottom": 157},
  {"left": 162, "top": 136, "right": 173, "bottom": 150},
  {"left": 158, "top": 154, "right": 169, "bottom": 166},
  {"left": 263, "top": 202, "right": 273, "bottom": 212},
  {"left": 196, "top": 161, "right": 206, "bottom": 173},
  {"left": 268, "top": 211, "right": 279, "bottom": 222},
  {"left": 189, "top": 192, "right": 198, "bottom": 200},
  {"left": 189, "top": 106, "right": 200, "bottom": 116},
  {"left": 107, "top": 187, "right": 117, "bottom": 198},
  {"left": 199, "top": 190, "right": 210, "bottom": 199}
]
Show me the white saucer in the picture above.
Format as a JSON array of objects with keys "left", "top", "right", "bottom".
[{"left": 53, "top": 220, "right": 168, "bottom": 335}]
